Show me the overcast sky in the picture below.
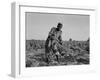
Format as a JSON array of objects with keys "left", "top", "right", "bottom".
[{"left": 25, "top": 12, "right": 89, "bottom": 41}]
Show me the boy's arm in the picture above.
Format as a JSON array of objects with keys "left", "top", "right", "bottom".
[
  {"left": 48, "top": 27, "right": 56, "bottom": 39},
  {"left": 58, "top": 31, "right": 63, "bottom": 45}
]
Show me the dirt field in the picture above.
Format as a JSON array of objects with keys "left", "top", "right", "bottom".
[{"left": 26, "top": 39, "right": 89, "bottom": 67}]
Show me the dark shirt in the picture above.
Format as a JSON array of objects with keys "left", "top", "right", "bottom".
[{"left": 45, "top": 27, "right": 62, "bottom": 48}]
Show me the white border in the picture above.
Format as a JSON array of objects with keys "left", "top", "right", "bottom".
[{"left": 11, "top": 2, "right": 96, "bottom": 78}]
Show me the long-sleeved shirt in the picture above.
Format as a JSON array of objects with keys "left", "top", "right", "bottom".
[{"left": 45, "top": 27, "right": 62, "bottom": 48}]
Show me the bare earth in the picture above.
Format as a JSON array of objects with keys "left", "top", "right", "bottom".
[{"left": 26, "top": 40, "right": 89, "bottom": 67}]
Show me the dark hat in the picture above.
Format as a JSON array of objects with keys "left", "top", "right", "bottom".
[{"left": 57, "top": 22, "right": 63, "bottom": 28}]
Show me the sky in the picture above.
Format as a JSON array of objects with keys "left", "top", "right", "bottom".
[{"left": 25, "top": 12, "right": 89, "bottom": 41}]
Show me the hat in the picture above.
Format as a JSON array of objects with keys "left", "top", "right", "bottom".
[{"left": 57, "top": 22, "right": 63, "bottom": 28}]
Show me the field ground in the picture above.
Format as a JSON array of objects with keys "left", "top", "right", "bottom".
[{"left": 26, "top": 39, "right": 89, "bottom": 67}]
